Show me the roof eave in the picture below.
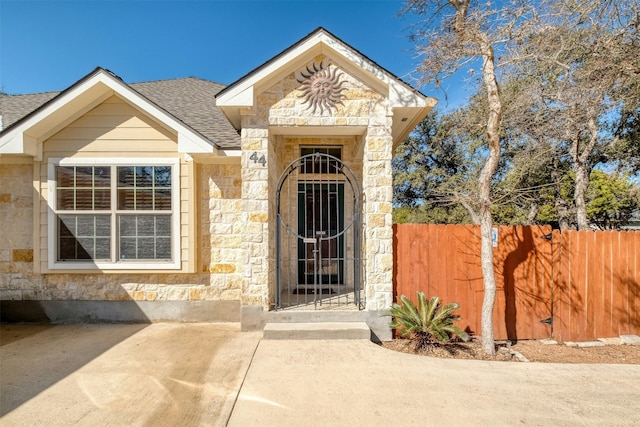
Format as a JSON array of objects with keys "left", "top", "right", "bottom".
[{"left": 0, "top": 68, "right": 220, "bottom": 158}]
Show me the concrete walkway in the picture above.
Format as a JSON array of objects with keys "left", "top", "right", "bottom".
[
  {"left": 2, "top": 324, "right": 640, "bottom": 426},
  {"left": 230, "top": 339, "right": 640, "bottom": 426}
]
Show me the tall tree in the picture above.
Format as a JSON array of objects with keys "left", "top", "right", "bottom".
[{"left": 403, "top": 0, "right": 534, "bottom": 354}]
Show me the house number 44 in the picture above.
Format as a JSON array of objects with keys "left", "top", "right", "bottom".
[{"left": 250, "top": 151, "right": 266, "bottom": 166}]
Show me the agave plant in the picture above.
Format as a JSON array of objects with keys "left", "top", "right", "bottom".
[{"left": 389, "top": 291, "right": 470, "bottom": 351}]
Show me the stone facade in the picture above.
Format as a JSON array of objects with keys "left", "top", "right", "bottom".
[{"left": 237, "top": 55, "right": 395, "bottom": 312}]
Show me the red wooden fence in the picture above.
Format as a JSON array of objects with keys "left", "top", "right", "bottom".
[
  {"left": 553, "top": 229, "right": 640, "bottom": 342},
  {"left": 393, "top": 224, "right": 640, "bottom": 342}
]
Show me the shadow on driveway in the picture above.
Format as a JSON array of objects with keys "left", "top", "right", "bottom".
[
  {"left": 0, "top": 324, "right": 147, "bottom": 416},
  {"left": 0, "top": 323, "right": 261, "bottom": 426}
]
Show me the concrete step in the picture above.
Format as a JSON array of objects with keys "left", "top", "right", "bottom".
[
  {"left": 264, "top": 310, "right": 367, "bottom": 323},
  {"left": 263, "top": 321, "right": 371, "bottom": 340}
]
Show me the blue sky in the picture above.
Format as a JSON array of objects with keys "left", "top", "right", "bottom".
[{"left": 0, "top": 0, "right": 471, "bottom": 109}]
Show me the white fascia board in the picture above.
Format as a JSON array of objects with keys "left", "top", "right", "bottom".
[
  {"left": 178, "top": 130, "right": 218, "bottom": 154},
  {"left": 216, "top": 85, "right": 254, "bottom": 107},
  {"left": 0, "top": 131, "right": 37, "bottom": 156}
]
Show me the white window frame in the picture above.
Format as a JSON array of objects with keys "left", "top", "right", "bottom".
[{"left": 47, "top": 157, "right": 181, "bottom": 270}]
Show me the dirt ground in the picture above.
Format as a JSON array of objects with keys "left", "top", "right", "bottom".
[{"left": 381, "top": 337, "right": 640, "bottom": 364}]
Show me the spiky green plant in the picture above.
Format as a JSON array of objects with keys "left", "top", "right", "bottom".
[{"left": 389, "top": 292, "right": 470, "bottom": 351}]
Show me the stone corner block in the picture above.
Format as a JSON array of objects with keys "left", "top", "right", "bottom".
[{"left": 12, "top": 249, "right": 34, "bottom": 263}]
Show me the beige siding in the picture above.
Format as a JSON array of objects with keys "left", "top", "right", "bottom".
[{"left": 45, "top": 95, "right": 176, "bottom": 157}]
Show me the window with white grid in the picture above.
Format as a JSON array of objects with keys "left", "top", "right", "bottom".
[{"left": 48, "top": 158, "right": 180, "bottom": 270}]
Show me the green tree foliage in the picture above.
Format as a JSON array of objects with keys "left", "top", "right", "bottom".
[
  {"left": 392, "top": 111, "right": 477, "bottom": 224},
  {"left": 586, "top": 170, "right": 639, "bottom": 230}
]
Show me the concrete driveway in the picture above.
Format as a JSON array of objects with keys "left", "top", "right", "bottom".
[
  {"left": 2, "top": 324, "right": 640, "bottom": 427},
  {"left": 0, "top": 323, "right": 261, "bottom": 426}
]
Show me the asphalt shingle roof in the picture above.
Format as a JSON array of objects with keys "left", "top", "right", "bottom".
[
  {"left": 0, "top": 91, "right": 59, "bottom": 129},
  {"left": 0, "top": 75, "right": 241, "bottom": 149}
]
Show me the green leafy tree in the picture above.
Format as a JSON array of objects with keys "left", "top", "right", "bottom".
[{"left": 586, "top": 170, "right": 639, "bottom": 230}]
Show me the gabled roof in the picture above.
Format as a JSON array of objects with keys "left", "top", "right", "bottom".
[
  {"left": 0, "top": 68, "right": 241, "bottom": 158},
  {"left": 216, "top": 27, "right": 437, "bottom": 143}
]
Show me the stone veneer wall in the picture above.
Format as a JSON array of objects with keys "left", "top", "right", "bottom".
[{"left": 0, "top": 164, "right": 34, "bottom": 301}]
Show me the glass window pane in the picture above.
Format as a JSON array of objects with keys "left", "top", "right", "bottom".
[
  {"left": 94, "top": 166, "right": 110, "bottom": 182},
  {"left": 57, "top": 189, "right": 75, "bottom": 210},
  {"left": 137, "top": 238, "right": 155, "bottom": 258},
  {"left": 300, "top": 147, "right": 342, "bottom": 174},
  {"left": 57, "top": 214, "right": 110, "bottom": 261},
  {"left": 118, "top": 214, "right": 171, "bottom": 260},
  {"left": 156, "top": 238, "right": 172, "bottom": 259},
  {"left": 75, "top": 189, "right": 94, "bottom": 210},
  {"left": 76, "top": 216, "right": 96, "bottom": 236},
  {"left": 59, "top": 238, "right": 77, "bottom": 260},
  {"left": 56, "top": 166, "right": 75, "bottom": 188},
  {"left": 56, "top": 166, "right": 111, "bottom": 211},
  {"left": 135, "top": 189, "right": 154, "bottom": 210},
  {"left": 95, "top": 216, "right": 111, "bottom": 237},
  {"left": 95, "top": 238, "right": 111, "bottom": 259},
  {"left": 118, "top": 166, "right": 135, "bottom": 186},
  {"left": 59, "top": 216, "right": 75, "bottom": 237},
  {"left": 119, "top": 216, "right": 136, "bottom": 237},
  {"left": 94, "top": 189, "right": 111, "bottom": 210},
  {"left": 118, "top": 189, "right": 135, "bottom": 210},
  {"left": 154, "top": 166, "right": 171, "bottom": 186},
  {"left": 76, "top": 238, "right": 94, "bottom": 259},
  {"left": 75, "top": 167, "right": 94, "bottom": 187},
  {"left": 117, "top": 166, "right": 173, "bottom": 211},
  {"left": 155, "top": 189, "right": 172, "bottom": 210},
  {"left": 136, "top": 166, "right": 154, "bottom": 186},
  {"left": 155, "top": 216, "right": 171, "bottom": 236},
  {"left": 137, "top": 215, "right": 155, "bottom": 235},
  {"left": 120, "top": 238, "right": 136, "bottom": 260}
]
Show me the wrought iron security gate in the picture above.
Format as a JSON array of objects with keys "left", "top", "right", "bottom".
[{"left": 275, "top": 151, "right": 362, "bottom": 309}]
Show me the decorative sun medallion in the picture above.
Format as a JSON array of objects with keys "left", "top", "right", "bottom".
[{"left": 297, "top": 61, "right": 346, "bottom": 114}]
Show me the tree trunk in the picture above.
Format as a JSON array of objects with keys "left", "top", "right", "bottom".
[
  {"left": 551, "top": 161, "right": 572, "bottom": 230},
  {"left": 573, "top": 117, "right": 598, "bottom": 230},
  {"left": 526, "top": 202, "right": 539, "bottom": 225},
  {"left": 448, "top": 0, "right": 501, "bottom": 355},
  {"left": 555, "top": 197, "right": 572, "bottom": 231},
  {"left": 478, "top": 38, "right": 502, "bottom": 356},
  {"left": 574, "top": 163, "right": 590, "bottom": 230}
]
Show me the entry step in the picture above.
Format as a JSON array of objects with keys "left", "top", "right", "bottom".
[{"left": 263, "top": 321, "right": 370, "bottom": 340}]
